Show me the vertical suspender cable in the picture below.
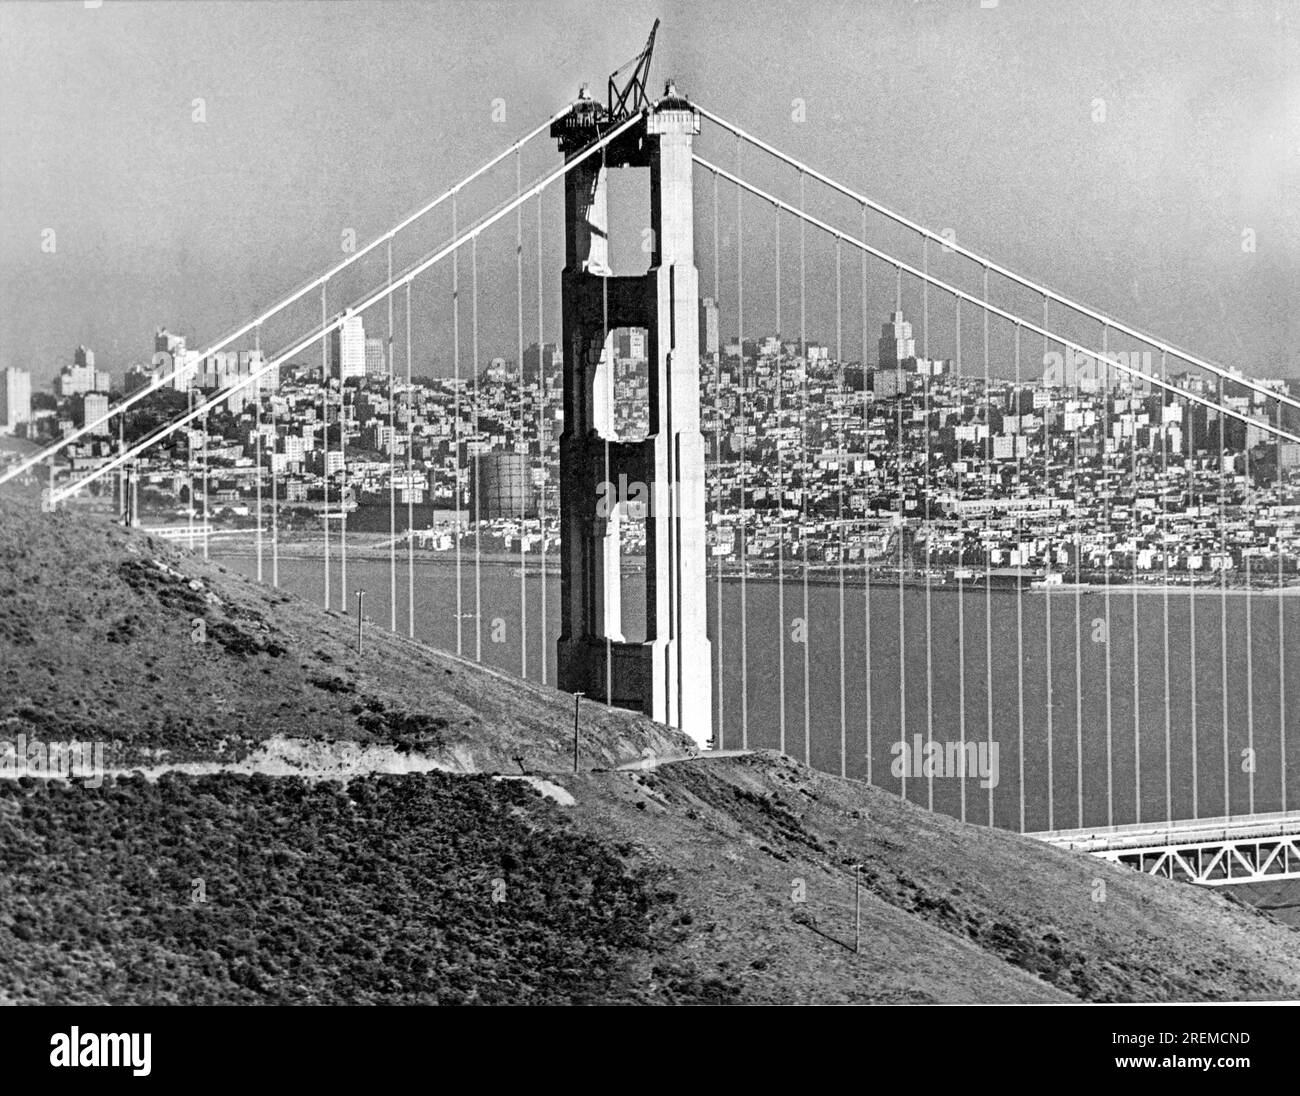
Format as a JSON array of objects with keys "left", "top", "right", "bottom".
[
  {"left": 862, "top": 205, "right": 872, "bottom": 785},
  {"left": 1185, "top": 346, "right": 1198, "bottom": 818},
  {"left": 116, "top": 415, "right": 124, "bottom": 524},
  {"left": 453, "top": 194, "right": 463, "bottom": 656},
  {"left": 255, "top": 328, "right": 263, "bottom": 584},
  {"left": 895, "top": 264, "right": 906, "bottom": 801},
  {"left": 1132, "top": 340, "right": 1144, "bottom": 821},
  {"left": 955, "top": 292, "right": 965, "bottom": 823},
  {"left": 923, "top": 238, "right": 933, "bottom": 811},
  {"left": 799, "top": 172, "right": 811, "bottom": 766},
  {"left": 1103, "top": 323, "right": 1115, "bottom": 824},
  {"left": 472, "top": 233, "right": 483, "bottom": 663},
  {"left": 406, "top": 279, "right": 415, "bottom": 638},
  {"left": 1243, "top": 404, "right": 1255, "bottom": 813},
  {"left": 1043, "top": 297, "right": 1054, "bottom": 831},
  {"left": 339, "top": 302, "right": 347, "bottom": 612},
  {"left": 339, "top": 365, "right": 347, "bottom": 609},
  {"left": 536, "top": 192, "right": 547, "bottom": 684},
  {"left": 388, "top": 240, "right": 397, "bottom": 631},
  {"left": 202, "top": 404, "right": 209, "bottom": 560},
  {"left": 516, "top": 150, "right": 527, "bottom": 675},
  {"left": 775, "top": 205, "right": 786, "bottom": 755},
  {"left": 321, "top": 284, "right": 330, "bottom": 609},
  {"left": 737, "top": 137, "right": 749, "bottom": 748},
  {"left": 600, "top": 143, "right": 611, "bottom": 708},
  {"left": 982, "top": 269, "right": 994, "bottom": 826},
  {"left": 1277, "top": 401, "right": 1287, "bottom": 813},
  {"left": 1014, "top": 323, "right": 1025, "bottom": 832},
  {"left": 835, "top": 236, "right": 846, "bottom": 777},
  {"left": 270, "top": 367, "right": 279, "bottom": 588},
  {"left": 714, "top": 169, "right": 723, "bottom": 747},
  {"left": 1074, "top": 318, "right": 1085, "bottom": 827},
  {"left": 188, "top": 387, "right": 195, "bottom": 552},
  {"left": 1160, "top": 348, "right": 1173, "bottom": 821},
  {"left": 1040, "top": 295, "right": 1050, "bottom": 826},
  {"left": 1219, "top": 374, "right": 1229, "bottom": 817}
]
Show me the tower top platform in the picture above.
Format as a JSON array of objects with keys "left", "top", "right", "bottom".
[{"left": 551, "top": 82, "right": 699, "bottom": 162}]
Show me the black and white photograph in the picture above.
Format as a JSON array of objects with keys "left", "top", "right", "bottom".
[{"left": 0, "top": 0, "right": 1296, "bottom": 1074}]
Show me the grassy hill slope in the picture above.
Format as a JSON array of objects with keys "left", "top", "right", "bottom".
[
  {"left": 1, "top": 496, "right": 1297, "bottom": 1004},
  {"left": 0, "top": 499, "right": 689, "bottom": 773}
]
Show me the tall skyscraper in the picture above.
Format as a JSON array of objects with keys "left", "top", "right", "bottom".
[
  {"left": 613, "top": 328, "right": 647, "bottom": 361},
  {"left": 155, "top": 329, "right": 200, "bottom": 390},
  {"left": 124, "top": 363, "right": 161, "bottom": 394},
  {"left": 155, "top": 329, "right": 186, "bottom": 360},
  {"left": 698, "top": 297, "right": 719, "bottom": 361},
  {"left": 0, "top": 367, "right": 31, "bottom": 434},
  {"left": 364, "top": 337, "right": 386, "bottom": 378},
  {"left": 523, "top": 342, "right": 561, "bottom": 386},
  {"left": 57, "top": 347, "right": 110, "bottom": 397},
  {"left": 330, "top": 316, "right": 366, "bottom": 381},
  {"left": 81, "top": 391, "right": 110, "bottom": 436},
  {"left": 878, "top": 311, "right": 915, "bottom": 370}
]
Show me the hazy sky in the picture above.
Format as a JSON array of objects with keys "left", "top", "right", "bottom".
[{"left": 1, "top": 0, "right": 1297, "bottom": 386}]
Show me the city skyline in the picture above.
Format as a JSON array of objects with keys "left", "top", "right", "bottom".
[{"left": 14, "top": 301, "right": 1293, "bottom": 587}]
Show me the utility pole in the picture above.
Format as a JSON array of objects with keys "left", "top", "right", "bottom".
[
  {"left": 854, "top": 863, "right": 862, "bottom": 954},
  {"left": 355, "top": 589, "right": 365, "bottom": 654},
  {"left": 572, "top": 691, "right": 584, "bottom": 773},
  {"left": 187, "top": 388, "right": 195, "bottom": 550},
  {"left": 117, "top": 414, "right": 125, "bottom": 524}
]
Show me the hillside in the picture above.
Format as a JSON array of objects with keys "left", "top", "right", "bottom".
[
  {"left": 2, "top": 495, "right": 1298, "bottom": 1004},
  {"left": 0, "top": 498, "right": 689, "bottom": 774}
]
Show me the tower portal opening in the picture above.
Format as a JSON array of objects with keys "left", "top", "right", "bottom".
[{"left": 605, "top": 167, "right": 653, "bottom": 278}]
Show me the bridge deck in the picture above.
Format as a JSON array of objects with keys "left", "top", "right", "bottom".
[
  {"left": 1028, "top": 810, "right": 1300, "bottom": 853},
  {"left": 1028, "top": 811, "right": 1300, "bottom": 886}
]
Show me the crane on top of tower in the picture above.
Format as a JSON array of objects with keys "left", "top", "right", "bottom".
[
  {"left": 552, "top": 20, "right": 662, "bottom": 153},
  {"left": 607, "top": 18, "right": 660, "bottom": 121}
]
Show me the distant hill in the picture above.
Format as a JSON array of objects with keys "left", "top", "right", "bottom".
[{"left": 1, "top": 495, "right": 1298, "bottom": 1004}]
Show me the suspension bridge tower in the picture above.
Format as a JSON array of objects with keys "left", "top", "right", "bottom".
[{"left": 551, "top": 36, "right": 712, "bottom": 746}]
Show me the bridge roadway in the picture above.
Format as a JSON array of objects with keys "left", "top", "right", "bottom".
[{"left": 1028, "top": 811, "right": 1300, "bottom": 886}]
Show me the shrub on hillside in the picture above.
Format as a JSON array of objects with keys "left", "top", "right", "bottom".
[{"left": 0, "top": 771, "right": 723, "bottom": 1005}]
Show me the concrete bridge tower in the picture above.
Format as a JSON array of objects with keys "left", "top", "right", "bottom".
[{"left": 551, "top": 81, "right": 712, "bottom": 746}]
